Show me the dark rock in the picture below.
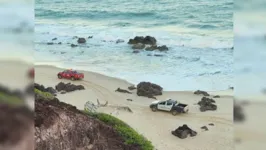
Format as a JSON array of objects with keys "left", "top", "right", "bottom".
[
  {"left": 116, "top": 39, "right": 125, "bottom": 44},
  {"left": 128, "top": 85, "right": 137, "bottom": 90},
  {"left": 157, "top": 45, "right": 169, "bottom": 51},
  {"left": 128, "top": 36, "right": 157, "bottom": 45},
  {"left": 58, "top": 42, "right": 62, "bottom": 44},
  {"left": 126, "top": 99, "right": 133, "bottom": 101},
  {"left": 171, "top": 124, "right": 197, "bottom": 139},
  {"left": 136, "top": 82, "right": 163, "bottom": 98},
  {"left": 55, "top": 82, "right": 85, "bottom": 92},
  {"left": 77, "top": 37, "right": 86, "bottom": 44},
  {"left": 197, "top": 97, "right": 217, "bottom": 112},
  {"left": 34, "top": 83, "right": 57, "bottom": 96},
  {"left": 132, "top": 43, "right": 145, "bottom": 49},
  {"left": 132, "top": 50, "right": 140, "bottom": 53},
  {"left": 115, "top": 88, "right": 132, "bottom": 94},
  {"left": 213, "top": 95, "right": 220, "bottom": 98},
  {"left": 208, "top": 123, "right": 214, "bottom": 126},
  {"left": 47, "top": 42, "right": 54, "bottom": 45},
  {"left": 61, "top": 52, "right": 66, "bottom": 54},
  {"left": 52, "top": 38, "right": 57, "bottom": 41},
  {"left": 71, "top": 44, "right": 78, "bottom": 48},
  {"left": 154, "top": 54, "right": 163, "bottom": 57},
  {"left": 147, "top": 54, "right": 152, "bottom": 56},
  {"left": 88, "top": 36, "right": 93, "bottom": 38},
  {"left": 229, "top": 86, "right": 234, "bottom": 90},
  {"left": 201, "top": 126, "right": 208, "bottom": 131},
  {"left": 194, "top": 90, "right": 210, "bottom": 96}
]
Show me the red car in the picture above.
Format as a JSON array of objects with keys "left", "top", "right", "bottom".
[{"left": 57, "top": 69, "right": 84, "bottom": 81}]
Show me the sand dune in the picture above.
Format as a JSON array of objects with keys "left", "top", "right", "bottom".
[{"left": 35, "top": 65, "right": 234, "bottom": 150}]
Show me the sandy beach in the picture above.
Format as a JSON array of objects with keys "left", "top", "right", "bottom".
[{"left": 35, "top": 65, "right": 234, "bottom": 150}]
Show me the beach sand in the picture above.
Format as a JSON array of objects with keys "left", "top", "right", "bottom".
[{"left": 35, "top": 65, "right": 234, "bottom": 150}]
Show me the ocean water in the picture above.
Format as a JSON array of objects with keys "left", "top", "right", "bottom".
[{"left": 35, "top": 0, "right": 234, "bottom": 91}]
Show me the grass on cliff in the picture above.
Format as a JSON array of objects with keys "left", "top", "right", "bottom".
[
  {"left": 0, "top": 91, "right": 24, "bottom": 106},
  {"left": 83, "top": 111, "right": 154, "bottom": 150},
  {"left": 34, "top": 88, "right": 54, "bottom": 100}
]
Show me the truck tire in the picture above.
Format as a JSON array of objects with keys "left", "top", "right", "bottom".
[
  {"left": 171, "top": 110, "right": 178, "bottom": 116},
  {"left": 71, "top": 77, "right": 75, "bottom": 81},
  {"left": 58, "top": 75, "right": 62, "bottom": 79},
  {"left": 151, "top": 106, "right": 158, "bottom": 112}
]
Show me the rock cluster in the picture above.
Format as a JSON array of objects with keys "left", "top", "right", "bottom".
[
  {"left": 197, "top": 97, "right": 217, "bottom": 112},
  {"left": 171, "top": 124, "right": 197, "bottom": 139},
  {"left": 55, "top": 82, "right": 85, "bottom": 92},
  {"left": 34, "top": 83, "right": 57, "bottom": 95},
  {"left": 136, "top": 82, "right": 163, "bottom": 98}
]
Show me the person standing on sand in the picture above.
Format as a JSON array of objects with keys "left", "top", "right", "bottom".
[{"left": 0, "top": 104, "right": 34, "bottom": 150}]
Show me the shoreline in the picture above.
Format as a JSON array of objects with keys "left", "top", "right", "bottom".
[{"left": 35, "top": 63, "right": 234, "bottom": 95}]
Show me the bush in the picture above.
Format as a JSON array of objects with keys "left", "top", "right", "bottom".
[
  {"left": 34, "top": 88, "right": 54, "bottom": 100},
  {"left": 83, "top": 111, "right": 154, "bottom": 150}
]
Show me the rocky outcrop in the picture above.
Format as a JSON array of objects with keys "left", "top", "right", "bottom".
[
  {"left": 194, "top": 90, "right": 210, "bottom": 96},
  {"left": 197, "top": 97, "right": 217, "bottom": 112},
  {"left": 128, "top": 36, "right": 157, "bottom": 45},
  {"left": 136, "top": 82, "right": 163, "bottom": 98},
  {"left": 34, "top": 83, "right": 57, "bottom": 95},
  {"left": 35, "top": 96, "right": 140, "bottom": 150},
  {"left": 171, "top": 124, "right": 197, "bottom": 139},
  {"left": 77, "top": 37, "right": 86, "bottom": 44},
  {"left": 55, "top": 82, "right": 85, "bottom": 92},
  {"left": 71, "top": 44, "right": 78, "bottom": 47}
]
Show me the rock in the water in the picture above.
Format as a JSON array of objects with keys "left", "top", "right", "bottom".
[
  {"left": 88, "top": 36, "right": 93, "bottom": 38},
  {"left": 128, "top": 36, "right": 157, "bottom": 45},
  {"left": 145, "top": 45, "right": 158, "bottom": 51},
  {"left": 132, "top": 50, "right": 140, "bottom": 53},
  {"left": 52, "top": 38, "right": 57, "bottom": 41},
  {"left": 197, "top": 97, "right": 217, "bottom": 112},
  {"left": 154, "top": 54, "right": 163, "bottom": 57},
  {"left": 128, "top": 85, "right": 137, "bottom": 90},
  {"left": 71, "top": 44, "right": 78, "bottom": 47},
  {"left": 58, "top": 42, "right": 62, "bottom": 44},
  {"left": 132, "top": 43, "right": 145, "bottom": 49},
  {"left": 47, "top": 42, "right": 54, "bottom": 45},
  {"left": 77, "top": 37, "right": 86, "bottom": 44},
  {"left": 116, "top": 39, "right": 125, "bottom": 44},
  {"left": 171, "top": 124, "right": 197, "bottom": 139},
  {"left": 194, "top": 90, "right": 210, "bottom": 96},
  {"left": 55, "top": 82, "right": 85, "bottom": 92},
  {"left": 213, "top": 95, "right": 220, "bottom": 98},
  {"left": 157, "top": 45, "right": 168, "bottom": 51},
  {"left": 137, "top": 82, "right": 163, "bottom": 98}
]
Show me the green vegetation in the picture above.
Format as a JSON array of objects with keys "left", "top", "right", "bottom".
[
  {"left": 83, "top": 111, "right": 154, "bottom": 150},
  {"left": 0, "top": 91, "right": 24, "bottom": 106},
  {"left": 34, "top": 88, "right": 54, "bottom": 100}
]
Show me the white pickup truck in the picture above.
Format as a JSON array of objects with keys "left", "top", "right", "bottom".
[{"left": 149, "top": 99, "right": 189, "bottom": 116}]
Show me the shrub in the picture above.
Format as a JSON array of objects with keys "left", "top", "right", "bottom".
[
  {"left": 34, "top": 88, "right": 54, "bottom": 100},
  {"left": 83, "top": 111, "right": 154, "bottom": 150}
]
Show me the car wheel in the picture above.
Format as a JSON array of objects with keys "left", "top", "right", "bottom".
[
  {"left": 151, "top": 106, "right": 157, "bottom": 112},
  {"left": 58, "top": 75, "right": 62, "bottom": 79},
  {"left": 171, "top": 110, "right": 178, "bottom": 116},
  {"left": 71, "top": 77, "right": 75, "bottom": 81}
]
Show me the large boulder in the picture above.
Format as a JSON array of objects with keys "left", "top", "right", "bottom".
[
  {"left": 136, "top": 82, "right": 163, "bottom": 97},
  {"left": 128, "top": 36, "right": 157, "bottom": 45},
  {"left": 197, "top": 97, "right": 217, "bottom": 112},
  {"left": 171, "top": 124, "right": 197, "bottom": 139},
  {"left": 77, "top": 37, "right": 86, "bottom": 44},
  {"left": 55, "top": 82, "right": 85, "bottom": 92}
]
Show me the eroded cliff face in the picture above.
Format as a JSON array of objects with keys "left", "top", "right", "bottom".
[{"left": 35, "top": 96, "right": 140, "bottom": 150}]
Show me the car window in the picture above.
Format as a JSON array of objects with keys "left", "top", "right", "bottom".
[
  {"left": 167, "top": 102, "right": 172, "bottom": 105},
  {"left": 159, "top": 102, "right": 166, "bottom": 105}
]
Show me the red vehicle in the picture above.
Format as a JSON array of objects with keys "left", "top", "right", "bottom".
[{"left": 57, "top": 69, "right": 84, "bottom": 81}]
